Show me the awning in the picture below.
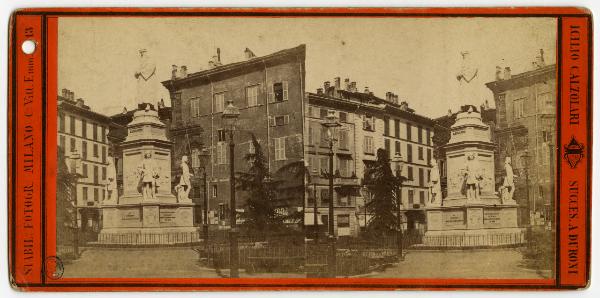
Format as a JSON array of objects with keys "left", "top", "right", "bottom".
[
  {"left": 334, "top": 185, "right": 362, "bottom": 196},
  {"left": 304, "top": 213, "right": 324, "bottom": 225}
]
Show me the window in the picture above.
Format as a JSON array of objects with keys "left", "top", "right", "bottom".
[
  {"left": 426, "top": 128, "right": 431, "bottom": 146},
  {"left": 93, "top": 165, "right": 99, "bottom": 184},
  {"left": 93, "top": 123, "right": 98, "bottom": 140},
  {"left": 419, "top": 191, "right": 425, "bottom": 205},
  {"left": 82, "top": 164, "right": 88, "bottom": 177},
  {"left": 338, "top": 129, "right": 349, "bottom": 150},
  {"left": 320, "top": 126, "right": 329, "bottom": 147},
  {"left": 364, "top": 136, "right": 374, "bottom": 154},
  {"left": 70, "top": 138, "right": 76, "bottom": 152},
  {"left": 407, "top": 144, "right": 413, "bottom": 162},
  {"left": 419, "top": 168, "right": 424, "bottom": 187},
  {"left": 384, "top": 139, "right": 391, "bottom": 158},
  {"left": 538, "top": 92, "right": 554, "bottom": 111},
  {"left": 217, "top": 129, "right": 226, "bottom": 142},
  {"left": 190, "top": 98, "right": 200, "bottom": 117},
  {"left": 214, "top": 92, "right": 225, "bottom": 113},
  {"left": 212, "top": 185, "right": 218, "bottom": 197},
  {"left": 384, "top": 117, "right": 390, "bottom": 136},
  {"left": 395, "top": 141, "right": 401, "bottom": 155},
  {"left": 407, "top": 166, "right": 413, "bottom": 181},
  {"left": 273, "top": 115, "right": 290, "bottom": 126},
  {"left": 94, "top": 188, "right": 99, "bottom": 202},
  {"left": 308, "top": 156, "right": 318, "bottom": 174},
  {"left": 320, "top": 156, "right": 329, "bottom": 175},
  {"left": 246, "top": 85, "right": 259, "bottom": 107},
  {"left": 337, "top": 157, "right": 350, "bottom": 177},
  {"left": 102, "top": 146, "right": 106, "bottom": 163},
  {"left": 418, "top": 147, "right": 424, "bottom": 160},
  {"left": 339, "top": 112, "right": 347, "bottom": 123},
  {"left": 427, "top": 149, "right": 432, "bottom": 165},
  {"left": 216, "top": 142, "right": 227, "bottom": 164},
  {"left": 274, "top": 137, "right": 286, "bottom": 161},
  {"left": 363, "top": 115, "right": 375, "bottom": 131},
  {"left": 248, "top": 141, "right": 255, "bottom": 154},
  {"left": 514, "top": 98, "right": 525, "bottom": 119},
  {"left": 83, "top": 187, "right": 88, "bottom": 201},
  {"left": 394, "top": 119, "right": 400, "bottom": 138},
  {"left": 59, "top": 113, "right": 65, "bottom": 132},
  {"left": 320, "top": 109, "right": 328, "bottom": 119},
  {"left": 93, "top": 144, "right": 98, "bottom": 157},
  {"left": 406, "top": 123, "right": 412, "bottom": 141},
  {"left": 81, "top": 119, "right": 87, "bottom": 138},
  {"left": 82, "top": 141, "right": 88, "bottom": 160},
  {"left": 307, "top": 187, "right": 316, "bottom": 206},
  {"left": 320, "top": 189, "right": 330, "bottom": 206},
  {"left": 191, "top": 148, "right": 200, "bottom": 168},
  {"left": 308, "top": 126, "right": 315, "bottom": 146},
  {"left": 269, "top": 81, "right": 288, "bottom": 102},
  {"left": 59, "top": 136, "right": 65, "bottom": 150},
  {"left": 337, "top": 214, "right": 350, "bottom": 227},
  {"left": 70, "top": 116, "right": 76, "bottom": 134},
  {"left": 102, "top": 167, "right": 107, "bottom": 180},
  {"left": 310, "top": 106, "right": 320, "bottom": 118},
  {"left": 408, "top": 190, "right": 414, "bottom": 205},
  {"left": 102, "top": 189, "right": 105, "bottom": 200},
  {"left": 101, "top": 127, "right": 106, "bottom": 142}
]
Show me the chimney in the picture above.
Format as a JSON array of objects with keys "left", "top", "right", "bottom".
[
  {"left": 61, "top": 88, "right": 68, "bottom": 98},
  {"left": 244, "top": 47, "right": 256, "bottom": 60},
  {"left": 393, "top": 94, "right": 399, "bottom": 104},
  {"left": 400, "top": 101, "right": 409, "bottom": 111},
  {"left": 180, "top": 65, "right": 187, "bottom": 78},
  {"left": 385, "top": 92, "right": 392, "bottom": 101},
  {"left": 171, "top": 65, "right": 178, "bottom": 79},
  {"left": 447, "top": 109, "right": 453, "bottom": 117},
  {"left": 324, "top": 81, "right": 331, "bottom": 90},
  {"left": 344, "top": 78, "right": 351, "bottom": 91},
  {"left": 350, "top": 82, "right": 357, "bottom": 92},
  {"left": 535, "top": 48, "right": 545, "bottom": 68},
  {"left": 75, "top": 98, "right": 84, "bottom": 108},
  {"left": 217, "top": 48, "right": 221, "bottom": 63},
  {"left": 364, "top": 86, "right": 370, "bottom": 94},
  {"left": 68, "top": 91, "right": 75, "bottom": 101},
  {"left": 316, "top": 88, "right": 324, "bottom": 95},
  {"left": 334, "top": 77, "right": 341, "bottom": 90},
  {"left": 495, "top": 66, "right": 503, "bottom": 80},
  {"left": 504, "top": 67, "right": 511, "bottom": 80}
]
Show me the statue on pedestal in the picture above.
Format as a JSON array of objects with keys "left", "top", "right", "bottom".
[
  {"left": 428, "top": 158, "right": 442, "bottom": 206},
  {"left": 463, "top": 153, "right": 480, "bottom": 200},
  {"left": 133, "top": 48, "right": 157, "bottom": 107},
  {"left": 499, "top": 157, "right": 517, "bottom": 204},
  {"left": 104, "top": 153, "right": 118, "bottom": 205},
  {"left": 137, "top": 152, "right": 159, "bottom": 201},
  {"left": 455, "top": 50, "right": 481, "bottom": 108},
  {"left": 175, "top": 156, "right": 193, "bottom": 202}
]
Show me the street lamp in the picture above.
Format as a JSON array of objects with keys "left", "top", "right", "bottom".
[
  {"left": 222, "top": 99, "right": 240, "bottom": 278},
  {"left": 391, "top": 152, "right": 405, "bottom": 261},
  {"left": 520, "top": 150, "right": 533, "bottom": 248},
  {"left": 69, "top": 150, "right": 82, "bottom": 258},
  {"left": 194, "top": 148, "right": 211, "bottom": 260},
  {"left": 321, "top": 110, "right": 341, "bottom": 277}
]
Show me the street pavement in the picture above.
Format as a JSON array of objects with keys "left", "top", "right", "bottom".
[
  {"left": 62, "top": 246, "right": 550, "bottom": 279},
  {"left": 364, "top": 248, "right": 552, "bottom": 279}
]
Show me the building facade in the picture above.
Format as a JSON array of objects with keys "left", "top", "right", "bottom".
[
  {"left": 58, "top": 89, "right": 111, "bottom": 235},
  {"left": 305, "top": 78, "right": 435, "bottom": 237},
  {"left": 162, "top": 45, "right": 306, "bottom": 228},
  {"left": 486, "top": 62, "right": 557, "bottom": 226}
]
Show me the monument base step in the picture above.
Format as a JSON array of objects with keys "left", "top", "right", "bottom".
[
  {"left": 423, "top": 227, "right": 525, "bottom": 248},
  {"left": 98, "top": 227, "right": 201, "bottom": 245}
]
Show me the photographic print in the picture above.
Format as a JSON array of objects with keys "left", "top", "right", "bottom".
[{"left": 8, "top": 7, "right": 591, "bottom": 291}]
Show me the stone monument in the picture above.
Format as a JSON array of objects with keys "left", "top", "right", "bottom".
[
  {"left": 423, "top": 51, "right": 523, "bottom": 247},
  {"left": 99, "top": 50, "right": 198, "bottom": 245}
]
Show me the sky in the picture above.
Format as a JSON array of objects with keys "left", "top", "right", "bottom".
[{"left": 58, "top": 17, "right": 556, "bottom": 118}]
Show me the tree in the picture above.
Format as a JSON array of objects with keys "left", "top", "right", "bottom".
[
  {"left": 56, "top": 146, "right": 78, "bottom": 246},
  {"left": 236, "top": 134, "right": 285, "bottom": 234},
  {"left": 364, "top": 148, "right": 399, "bottom": 237}
]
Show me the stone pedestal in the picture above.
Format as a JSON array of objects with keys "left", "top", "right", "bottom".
[
  {"left": 99, "top": 106, "right": 199, "bottom": 245},
  {"left": 424, "top": 107, "right": 523, "bottom": 247}
]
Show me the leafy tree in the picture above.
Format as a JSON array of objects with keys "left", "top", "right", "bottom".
[
  {"left": 56, "top": 146, "right": 78, "bottom": 245},
  {"left": 236, "top": 134, "right": 285, "bottom": 234},
  {"left": 364, "top": 148, "right": 400, "bottom": 237}
]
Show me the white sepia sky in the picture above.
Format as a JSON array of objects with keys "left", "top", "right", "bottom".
[{"left": 58, "top": 17, "right": 556, "bottom": 118}]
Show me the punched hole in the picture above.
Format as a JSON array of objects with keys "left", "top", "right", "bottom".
[{"left": 21, "top": 39, "right": 36, "bottom": 54}]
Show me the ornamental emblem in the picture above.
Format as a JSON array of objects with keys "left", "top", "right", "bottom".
[{"left": 563, "top": 136, "right": 585, "bottom": 169}]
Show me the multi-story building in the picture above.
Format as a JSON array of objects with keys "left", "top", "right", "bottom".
[
  {"left": 305, "top": 77, "right": 435, "bottom": 237},
  {"left": 161, "top": 45, "right": 306, "bottom": 228},
  {"left": 486, "top": 55, "right": 556, "bottom": 225},
  {"left": 57, "top": 88, "right": 111, "bottom": 235}
]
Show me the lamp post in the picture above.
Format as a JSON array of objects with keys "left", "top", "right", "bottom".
[
  {"left": 222, "top": 99, "right": 240, "bottom": 278},
  {"left": 391, "top": 152, "right": 405, "bottom": 261},
  {"left": 321, "top": 110, "right": 341, "bottom": 277},
  {"left": 69, "top": 150, "right": 82, "bottom": 258},
  {"left": 520, "top": 150, "right": 532, "bottom": 248},
  {"left": 195, "top": 149, "right": 211, "bottom": 259}
]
